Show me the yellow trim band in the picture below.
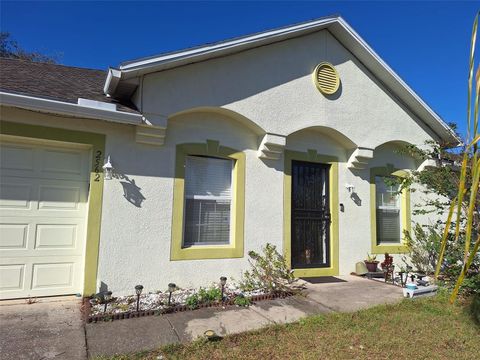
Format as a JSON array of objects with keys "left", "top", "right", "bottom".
[
  {"left": 171, "top": 141, "right": 245, "bottom": 260},
  {"left": 370, "top": 165, "right": 411, "bottom": 254},
  {"left": 0, "top": 121, "right": 105, "bottom": 296},
  {"left": 283, "top": 149, "right": 339, "bottom": 277}
]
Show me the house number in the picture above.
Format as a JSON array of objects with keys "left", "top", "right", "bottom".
[{"left": 94, "top": 150, "right": 102, "bottom": 182}]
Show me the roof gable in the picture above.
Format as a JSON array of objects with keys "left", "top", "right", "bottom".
[{"left": 105, "top": 15, "right": 459, "bottom": 145}]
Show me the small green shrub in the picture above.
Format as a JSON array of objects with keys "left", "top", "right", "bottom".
[
  {"left": 460, "top": 273, "right": 480, "bottom": 295},
  {"left": 239, "top": 243, "right": 295, "bottom": 294},
  {"left": 234, "top": 294, "right": 251, "bottom": 307},
  {"left": 404, "top": 223, "right": 441, "bottom": 274},
  {"left": 185, "top": 293, "right": 200, "bottom": 310},
  {"left": 198, "top": 287, "right": 222, "bottom": 303}
]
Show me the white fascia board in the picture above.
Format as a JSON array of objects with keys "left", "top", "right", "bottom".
[
  {"left": 118, "top": 17, "right": 339, "bottom": 76},
  {"left": 0, "top": 92, "right": 143, "bottom": 125}
]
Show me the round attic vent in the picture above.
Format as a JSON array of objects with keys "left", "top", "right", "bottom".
[{"left": 313, "top": 62, "right": 340, "bottom": 95}]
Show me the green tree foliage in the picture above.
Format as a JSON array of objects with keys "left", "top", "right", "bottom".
[{"left": 0, "top": 32, "right": 58, "bottom": 63}]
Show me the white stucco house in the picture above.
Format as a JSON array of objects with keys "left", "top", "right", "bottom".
[{"left": 0, "top": 16, "right": 458, "bottom": 299}]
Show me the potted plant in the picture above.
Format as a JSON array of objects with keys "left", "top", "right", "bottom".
[{"left": 365, "top": 253, "right": 379, "bottom": 272}]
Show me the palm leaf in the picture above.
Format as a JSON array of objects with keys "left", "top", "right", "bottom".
[
  {"left": 434, "top": 198, "right": 456, "bottom": 279},
  {"left": 463, "top": 157, "right": 480, "bottom": 262},
  {"left": 450, "top": 235, "right": 480, "bottom": 303},
  {"left": 466, "top": 13, "right": 478, "bottom": 138}
]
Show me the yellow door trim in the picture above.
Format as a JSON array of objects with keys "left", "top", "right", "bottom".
[{"left": 284, "top": 149, "right": 339, "bottom": 277}]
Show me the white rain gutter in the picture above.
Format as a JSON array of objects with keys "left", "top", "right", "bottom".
[{"left": 0, "top": 92, "right": 143, "bottom": 125}]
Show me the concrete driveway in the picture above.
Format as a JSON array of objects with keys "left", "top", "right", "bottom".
[{"left": 0, "top": 296, "right": 86, "bottom": 360}]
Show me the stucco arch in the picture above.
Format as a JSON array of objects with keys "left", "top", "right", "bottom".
[
  {"left": 370, "top": 140, "right": 419, "bottom": 170},
  {"left": 286, "top": 126, "right": 357, "bottom": 150},
  {"left": 168, "top": 106, "right": 266, "bottom": 136},
  {"left": 373, "top": 140, "right": 415, "bottom": 150}
]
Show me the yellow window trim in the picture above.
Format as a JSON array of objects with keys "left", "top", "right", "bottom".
[
  {"left": 0, "top": 121, "right": 105, "bottom": 296},
  {"left": 283, "top": 149, "right": 339, "bottom": 277},
  {"left": 370, "top": 165, "right": 411, "bottom": 254},
  {"left": 171, "top": 140, "right": 245, "bottom": 260}
]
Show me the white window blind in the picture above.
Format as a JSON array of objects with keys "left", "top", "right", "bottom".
[
  {"left": 375, "top": 176, "right": 402, "bottom": 244},
  {"left": 183, "top": 156, "right": 233, "bottom": 246}
]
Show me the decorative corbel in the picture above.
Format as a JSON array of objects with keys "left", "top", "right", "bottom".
[
  {"left": 257, "top": 133, "right": 286, "bottom": 160},
  {"left": 135, "top": 113, "right": 167, "bottom": 146},
  {"left": 347, "top": 147, "right": 374, "bottom": 170}
]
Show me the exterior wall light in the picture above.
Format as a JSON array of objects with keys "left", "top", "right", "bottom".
[
  {"left": 168, "top": 283, "right": 176, "bottom": 306},
  {"left": 220, "top": 276, "right": 227, "bottom": 303},
  {"left": 135, "top": 285, "right": 143, "bottom": 312},
  {"left": 345, "top": 183, "right": 355, "bottom": 193},
  {"left": 102, "top": 155, "right": 114, "bottom": 180}
]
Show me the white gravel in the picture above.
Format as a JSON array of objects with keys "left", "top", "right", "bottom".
[{"left": 90, "top": 282, "right": 269, "bottom": 316}]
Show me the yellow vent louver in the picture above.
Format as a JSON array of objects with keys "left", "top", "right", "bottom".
[{"left": 313, "top": 62, "right": 340, "bottom": 95}]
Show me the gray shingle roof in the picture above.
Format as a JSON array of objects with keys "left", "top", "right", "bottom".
[{"left": 0, "top": 58, "right": 138, "bottom": 114}]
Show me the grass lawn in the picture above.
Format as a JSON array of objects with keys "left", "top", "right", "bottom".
[{"left": 97, "top": 292, "right": 479, "bottom": 360}]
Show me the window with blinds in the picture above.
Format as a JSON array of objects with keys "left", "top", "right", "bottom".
[
  {"left": 183, "top": 155, "right": 233, "bottom": 246},
  {"left": 375, "top": 176, "right": 402, "bottom": 244}
]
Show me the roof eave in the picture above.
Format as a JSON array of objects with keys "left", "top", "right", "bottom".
[{"left": 0, "top": 91, "right": 143, "bottom": 125}]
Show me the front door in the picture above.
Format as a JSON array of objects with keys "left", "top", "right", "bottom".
[{"left": 291, "top": 160, "right": 331, "bottom": 269}]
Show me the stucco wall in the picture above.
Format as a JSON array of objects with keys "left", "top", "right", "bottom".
[
  {"left": 140, "top": 29, "right": 439, "bottom": 148},
  {"left": 0, "top": 28, "right": 444, "bottom": 296}
]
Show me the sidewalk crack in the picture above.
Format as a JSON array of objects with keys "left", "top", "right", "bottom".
[{"left": 165, "top": 316, "right": 182, "bottom": 343}]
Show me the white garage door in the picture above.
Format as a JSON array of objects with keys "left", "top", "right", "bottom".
[{"left": 0, "top": 137, "right": 90, "bottom": 299}]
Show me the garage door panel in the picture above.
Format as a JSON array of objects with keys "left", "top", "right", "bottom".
[
  {"left": 0, "top": 264, "right": 25, "bottom": 293},
  {"left": 0, "top": 178, "right": 87, "bottom": 217},
  {"left": 0, "top": 139, "right": 89, "bottom": 299},
  {"left": 0, "top": 223, "right": 28, "bottom": 249},
  {"left": 35, "top": 224, "right": 77, "bottom": 249},
  {"left": 0, "top": 144, "right": 35, "bottom": 173},
  {"left": 0, "top": 256, "right": 83, "bottom": 299},
  {"left": 41, "top": 148, "right": 86, "bottom": 178},
  {"left": 38, "top": 184, "right": 81, "bottom": 210},
  {"left": 1, "top": 143, "right": 90, "bottom": 181},
  {"left": 0, "top": 182, "right": 33, "bottom": 210},
  {"left": 32, "top": 262, "right": 74, "bottom": 289}
]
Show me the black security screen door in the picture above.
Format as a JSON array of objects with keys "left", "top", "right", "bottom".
[{"left": 291, "top": 160, "right": 331, "bottom": 269}]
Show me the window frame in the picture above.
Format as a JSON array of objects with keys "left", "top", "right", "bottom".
[
  {"left": 171, "top": 141, "right": 245, "bottom": 260},
  {"left": 183, "top": 155, "right": 234, "bottom": 247},
  {"left": 370, "top": 165, "right": 411, "bottom": 254}
]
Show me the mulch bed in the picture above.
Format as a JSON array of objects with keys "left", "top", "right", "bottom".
[{"left": 82, "top": 292, "right": 295, "bottom": 323}]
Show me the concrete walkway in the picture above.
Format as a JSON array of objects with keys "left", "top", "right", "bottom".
[
  {"left": 0, "top": 276, "right": 403, "bottom": 359},
  {"left": 85, "top": 276, "right": 403, "bottom": 358}
]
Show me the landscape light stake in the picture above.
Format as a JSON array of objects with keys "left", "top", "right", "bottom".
[
  {"left": 135, "top": 285, "right": 143, "bottom": 312},
  {"left": 168, "top": 283, "right": 176, "bottom": 306},
  {"left": 220, "top": 276, "right": 227, "bottom": 303},
  {"left": 103, "top": 291, "right": 112, "bottom": 313}
]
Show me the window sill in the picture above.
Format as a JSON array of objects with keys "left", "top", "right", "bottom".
[
  {"left": 371, "top": 244, "right": 409, "bottom": 254},
  {"left": 171, "top": 243, "right": 243, "bottom": 260}
]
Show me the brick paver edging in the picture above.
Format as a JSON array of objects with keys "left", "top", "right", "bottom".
[{"left": 83, "top": 292, "right": 295, "bottom": 323}]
